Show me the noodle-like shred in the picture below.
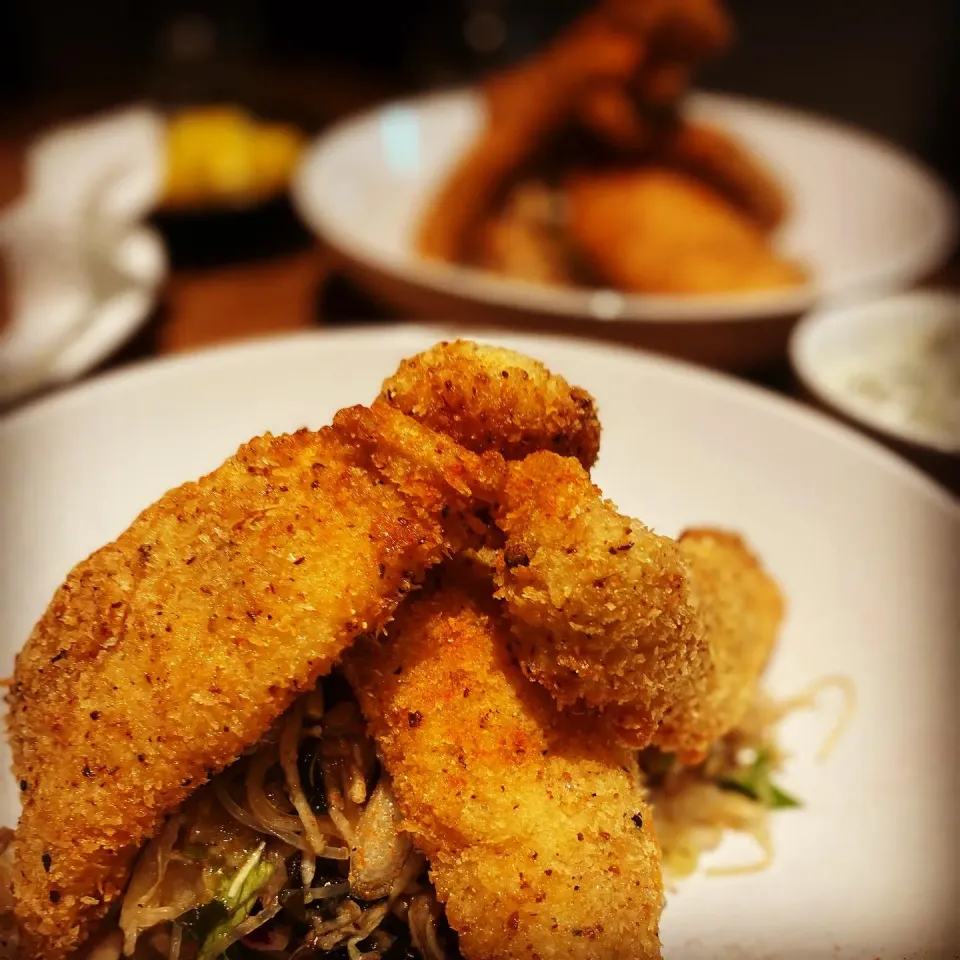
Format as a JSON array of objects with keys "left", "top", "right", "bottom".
[
  {"left": 167, "top": 923, "right": 182, "bottom": 960},
  {"left": 407, "top": 893, "right": 449, "bottom": 960},
  {"left": 246, "top": 750, "right": 305, "bottom": 834},
  {"left": 648, "top": 677, "right": 855, "bottom": 881},
  {"left": 300, "top": 851, "right": 317, "bottom": 889},
  {"left": 100, "top": 677, "right": 443, "bottom": 959},
  {"left": 119, "top": 815, "right": 184, "bottom": 954},
  {"left": 322, "top": 757, "right": 357, "bottom": 844},
  {"left": 280, "top": 701, "right": 335, "bottom": 856},
  {"left": 215, "top": 776, "right": 310, "bottom": 852}
]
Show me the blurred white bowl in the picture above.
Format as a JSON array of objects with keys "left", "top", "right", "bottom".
[
  {"left": 294, "top": 89, "right": 957, "bottom": 369},
  {"left": 790, "top": 290, "right": 960, "bottom": 487}
]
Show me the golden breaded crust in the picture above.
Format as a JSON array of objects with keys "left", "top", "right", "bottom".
[
  {"left": 493, "top": 452, "right": 707, "bottom": 748},
  {"left": 345, "top": 571, "right": 663, "bottom": 960},
  {"left": 7, "top": 404, "right": 500, "bottom": 960},
  {"left": 380, "top": 340, "right": 601, "bottom": 469},
  {"left": 655, "top": 528, "right": 784, "bottom": 760}
]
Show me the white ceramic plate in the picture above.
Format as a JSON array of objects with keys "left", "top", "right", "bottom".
[
  {"left": 1, "top": 328, "right": 958, "bottom": 958},
  {"left": 294, "top": 89, "right": 957, "bottom": 327}
]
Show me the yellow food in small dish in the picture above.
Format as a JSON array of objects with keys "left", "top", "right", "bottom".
[{"left": 161, "top": 107, "right": 305, "bottom": 211}]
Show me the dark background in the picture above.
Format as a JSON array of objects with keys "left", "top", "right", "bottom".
[{"left": 0, "top": 0, "right": 957, "bottom": 187}]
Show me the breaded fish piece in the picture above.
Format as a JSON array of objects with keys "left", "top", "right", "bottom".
[
  {"left": 416, "top": 0, "right": 733, "bottom": 264},
  {"left": 345, "top": 569, "right": 664, "bottom": 960},
  {"left": 655, "top": 528, "right": 784, "bottom": 760},
  {"left": 416, "top": 14, "right": 642, "bottom": 263},
  {"left": 660, "top": 121, "right": 789, "bottom": 230},
  {"left": 7, "top": 403, "right": 503, "bottom": 960},
  {"left": 493, "top": 451, "right": 707, "bottom": 749},
  {"left": 566, "top": 167, "right": 805, "bottom": 294},
  {"left": 380, "top": 340, "right": 601, "bottom": 469}
]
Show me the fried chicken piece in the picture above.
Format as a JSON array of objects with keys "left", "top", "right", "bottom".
[
  {"left": 566, "top": 167, "right": 804, "bottom": 294},
  {"left": 344, "top": 568, "right": 664, "bottom": 960},
  {"left": 655, "top": 529, "right": 784, "bottom": 760},
  {"left": 380, "top": 339, "right": 601, "bottom": 469},
  {"left": 659, "top": 121, "right": 789, "bottom": 229},
  {"left": 493, "top": 451, "right": 706, "bottom": 749},
  {"left": 7, "top": 402, "right": 503, "bottom": 960}
]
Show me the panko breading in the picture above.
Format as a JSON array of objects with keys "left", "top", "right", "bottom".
[
  {"left": 655, "top": 528, "right": 784, "bottom": 760},
  {"left": 344, "top": 569, "right": 663, "bottom": 960},
  {"left": 380, "top": 340, "right": 601, "bottom": 469},
  {"left": 6, "top": 403, "right": 502, "bottom": 960},
  {"left": 566, "top": 167, "right": 804, "bottom": 294},
  {"left": 493, "top": 451, "right": 707, "bottom": 749}
]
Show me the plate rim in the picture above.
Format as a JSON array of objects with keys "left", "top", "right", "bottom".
[
  {"left": 3, "top": 325, "right": 957, "bottom": 518},
  {"left": 292, "top": 88, "right": 958, "bottom": 326}
]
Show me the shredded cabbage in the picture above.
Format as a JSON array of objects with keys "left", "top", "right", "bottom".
[
  {"left": 195, "top": 843, "right": 274, "bottom": 959},
  {"left": 103, "top": 675, "right": 452, "bottom": 959}
]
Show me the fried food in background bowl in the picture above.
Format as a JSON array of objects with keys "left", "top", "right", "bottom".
[
  {"left": 564, "top": 168, "right": 805, "bottom": 295},
  {"left": 416, "top": 0, "right": 804, "bottom": 297},
  {"left": 293, "top": 5, "right": 956, "bottom": 368}
]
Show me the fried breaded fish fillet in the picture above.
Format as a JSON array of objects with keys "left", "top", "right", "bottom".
[
  {"left": 659, "top": 121, "right": 789, "bottom": 230},
  {"left": 655, "top": 528, "right": 784, "bottom": 760},
  {"left": 416, "top": 0, "right": 731, "bottom": 265},
  {"left": 345, "top": 568, "right": 664, "bottom": 960},
  {"left": 492, "top": 451, "right": 707, "bottom": 750},
  {"left": 566, "top": 167, "right": 804, "bottom": 294},
  {"left": 380, "top": 340, "right": 601, "bottom": 469},
  {"left": 416, "top": 13, "right": 642, "bottom": 263},
  {"left": 6, "top": 403, "right": 503, "bottom": 960}
]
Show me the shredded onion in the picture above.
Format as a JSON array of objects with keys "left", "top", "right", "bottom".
[
  {"left": 216, "top": 775, "right": 311, "bottom": 851},
  {"left": 777, "top": 675, "right": 857, "bottom": 762},
  {"left": 119, "top": 815, "right": 184, "bottom": 955},
  {"left": 101, "top": 676, "right": 452, "bottom": 960},
  {"left": 247, "top": 749, "right": 305, "bottom": 833},
  {"left": 167, "top": 923, "right": 182, "bottom": 960},
  {"left": 322, "top": 756, "right": 358, "bottom": 844},
  {"left": 407, "top": 893, "right": 449, "bottom": 960},
  {"left": 280, "top": 701, "right": 335, "bottom": 856},
  {"left": 349, "top": 778, "right": 413, "bottom": 901},
  {"left": 300, "top": 883, "right": 351, "bottom": 903},
  {"left": 300, "top": 850, "right": 317, "bottom": 888},
  {"left": 649, "top": 677, "right": 855, "bottom": 882}
]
